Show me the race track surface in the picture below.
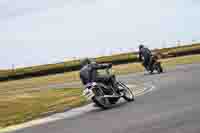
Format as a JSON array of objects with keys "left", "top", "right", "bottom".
[{"left": 9, "top": 64, "right": 200, "bottom": 133}]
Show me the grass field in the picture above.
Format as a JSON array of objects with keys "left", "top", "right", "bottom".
[
  {"left": 0, "top": 88, "right": 86, "bottom": 128},
  {"left": 113, "top": 54, "right": 200, "bottom": 75},
  {"left": 1, "top": 54, "right": 200, "bottom": 128}
]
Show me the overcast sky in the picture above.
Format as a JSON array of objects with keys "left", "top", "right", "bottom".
[{"left": 0, "top": 0, "right": 200, "bottom": 69}]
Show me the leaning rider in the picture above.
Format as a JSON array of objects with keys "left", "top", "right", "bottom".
[
  {"left": 138, "top": 44, "right": 153, "bottom": 71},
  {"left": 79, "top": 58, "right": 118, "bottom": 94}
]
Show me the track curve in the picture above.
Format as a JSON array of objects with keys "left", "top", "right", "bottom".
[{"left": 7, "top": 63, "right": 200, "bottom": 133}]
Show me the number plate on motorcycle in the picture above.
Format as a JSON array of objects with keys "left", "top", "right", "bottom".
[{"left": 83, "top": 89, "right": 95, "bottom": 100}]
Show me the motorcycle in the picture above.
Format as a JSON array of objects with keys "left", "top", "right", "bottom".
[
  {"left": 83, "top": 68, "right": 135, "bottom": 109},
  {"left": 143, "top": 55, "right": 163, "bottom": 74}
]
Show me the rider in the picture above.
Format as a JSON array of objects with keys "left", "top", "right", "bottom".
[
  {"left": 138, "top": 44, "right": 153, "bottom": 71},
  {"left": 80, "top": 58, "right": 119, "bottom": 94}
]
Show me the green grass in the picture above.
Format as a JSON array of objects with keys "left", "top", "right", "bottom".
[
  {"left": 162, "top": 54, "right": 200, "bottom": 67},
  {"left": 0, "top": 71, "right": 80, "bottom": 96},
  {"left": 0, "top": 87, "right": 87, "bottom": 128},
  {"left": 112, "top": 54, "right": 200, "bottom": 75},
  {"left": 165, "top": 43, "right": 200, "bottom": 53}
]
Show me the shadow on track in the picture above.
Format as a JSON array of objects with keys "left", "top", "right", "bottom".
[{"left": 89, "top": 100, "right": 134, "bottom": 114}]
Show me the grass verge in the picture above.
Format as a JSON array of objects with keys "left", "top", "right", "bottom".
[
  {"left": 112, "top": 54, "right": 200, "bottom": 75},
  {"left": 0, "top": 88, "right": 87, "bottom": 128}
]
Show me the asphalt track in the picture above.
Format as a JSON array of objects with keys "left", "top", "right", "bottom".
[{"left": 8, "top": 63, "right": 200, "bottom": 133}]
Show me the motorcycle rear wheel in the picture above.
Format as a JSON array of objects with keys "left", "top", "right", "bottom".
[
  {"left": 155, "top": 63, "right": 163, "bottom": 73},
  {"left": 92, "top": 87, "right": 110, "bottom": 109}
]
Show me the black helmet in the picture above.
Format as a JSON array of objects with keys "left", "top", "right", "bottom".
[
  {"left": 80, "top": 58, "right": 91, "bottom": 67},
  {"left": 139, "top": 44, "right": 144, "bottom": 49}
]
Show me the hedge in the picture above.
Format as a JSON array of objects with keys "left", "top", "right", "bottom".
[{"left": 0, "top": 43, "right": 200, "bottom": 82}]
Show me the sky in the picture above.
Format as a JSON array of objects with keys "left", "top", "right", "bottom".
[{"left": 0, "top": 0, "right": 200, "bottom": 69}]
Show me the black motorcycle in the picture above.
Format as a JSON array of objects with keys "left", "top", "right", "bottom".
[
  {"left": 144, "top": 55, "right": 163, "bottom": 74},
  {"left": 83, "top": 68, "right": 135, "bottom": 109}
]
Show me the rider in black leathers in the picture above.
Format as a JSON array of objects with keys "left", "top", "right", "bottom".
[
  {"left": 80, "top": 58, "right": 118, "bottom": 93},
  {"left": 138, "top": 44, "right": 153, "bottom": 71}
]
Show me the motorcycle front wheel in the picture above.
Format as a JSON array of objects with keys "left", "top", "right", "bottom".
[{"left": 117, "top": 81, "right": 135, "bottom": 102}]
